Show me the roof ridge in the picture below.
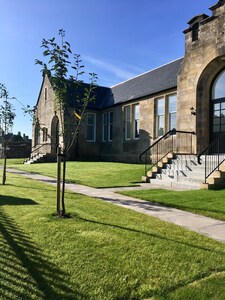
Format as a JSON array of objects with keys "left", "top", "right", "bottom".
[{"left": 110, "top": 57, "right": 183, "bottom": 88}]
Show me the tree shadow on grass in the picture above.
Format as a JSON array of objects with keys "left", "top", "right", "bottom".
[
  {"left": 0, "top": 195, "right": 38, "bottom": 206},
  {"left": 6, "top": 182, "right": 55, "bottom": 192},
  {"left": 0, "top": 207, "right": 87, "bottom": 300},
  {"left": 73, "top": 214, "right": 225, "bottom": 299},
  {"left": 73, "top": 213, "right": 225, "bottom": 255}
]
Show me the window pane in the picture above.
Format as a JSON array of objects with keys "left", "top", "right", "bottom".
[
  {"left": 157, "top": 98, "right": 164, "bottom": 114},
  {"left": 221, "top": 110, "right": 225, "bottom": 117},
  {"left": 87, "top": 126, "right": 94, "bottom": 141},
  {"left": 213, "top": 117, "right": 220, "bottom": 125},
  {"left": 86, "top": 113, "right": 96, "bottom": 141},
  {"left": 108, "top": 112, "right": 113, "bottom": 141},
  {"left": 214, "top": 110, "right": 220, "bottom": 118},
  {"left": 134, "top": 104, "right": 139, "bottom": 139},
  {"left": 109, "top": 111, "right": 113, "bottom": 123},
  {"left": 168, "top": 94, "right": 177, "bottom": 112},
  {"left": 134, "top": 104, "right": 139, "bottom": 119},
  {"left": 221, "top": 114, "right": 225, "bottom": 125},
  {"left": 134, "top": 120, "right": 139, "bottom": 139},
  {"left": 213, "top": 125, "right": 220, "bottom": 133},
  {"left": 158, "top": 115, "right": 164, "bottom": 136},
  {"left": 214, "top": 103, "right": 220, "bottom": 111},
  {"left": 169, "top": 112, "right": 176, "bottom": 130},
  {"left": 125, "top": 106, "right": 131, "bottom": 140},
  {"left": 102, "top": 113, "right": 108, "bottom": 142},
  {"left": 212, "top": 70, "right": 225, "bottom": 99},
  {"left": 156, "top": 98, "right": 164, "bottom": 137},
  {"left": 87, "top": 114, "right": 95, "bottom": 125}
]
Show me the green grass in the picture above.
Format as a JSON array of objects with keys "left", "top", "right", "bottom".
[
  {"left": 1, "top": 173, "right": 225, "bottom": 299},
  {"left": 119, "top": 189, "right": 225, "bottom": 222},
  {"left": 3, "top": 159, "right": 144, "bottom": 188}
]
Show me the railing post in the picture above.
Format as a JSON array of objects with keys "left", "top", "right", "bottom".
[
  {"left": 145, "top": 152, "right": 147, "bottom": 176},
  {"left": 172, "top": 133, "right": 174, "bottom": 153},
  {"left": 205, "top": 153, "right": 207, "bottom": 183},
  {"left": 157, "top": 142, "right": 159, "bottom": 163},
  {"left": 218, "top": 138, "right": 220, "bottom": 170}
]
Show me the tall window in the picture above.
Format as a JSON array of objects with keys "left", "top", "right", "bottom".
[
  {"left": 108, "top": 111, "right": 113, "bottom": 141},
  {"left": 156, "top": 98, "right": 165, "bottom": 136},
  {"left": 102, "top": 111, "right": 113, "bottom": 142},
  {"left": 133, "top": 104, "right": 140, "bottom": 139},
  {"left": 86, "top": 113, "right": 96, "bottom": 142},
  {"left": 102, "top": 113, "right": 108, "bottom": 142},
  {"left": 168, "top": 94, "right": 177, "bottom": 130},
  {"left": 125, "top": 106, "right": 131, "bottom": 140},
  {"left": 155, "top": 93, "right": 177, "bottom": 137},
  {"left": 124, "top": 104, "right": 140, "bottom": 140}
]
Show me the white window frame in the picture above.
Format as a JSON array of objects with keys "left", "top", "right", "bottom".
[
  {"left": 102, "top": 111, "right": 113, "bottom": 142},
  {"left": 133, "top": 104, "right": 140, "bottom": 139},
  {"left": 124, "top": 106, "right": 131, "bottom": 140},
  {"left": 156, "top": 97, "right": 165, "bottom": 137},
  {"left": 108, "top": 111, "right": 113, "bottom": 142},
  {"left": 86, "top": 112, "right": 96, "bottom": 142},
  {"left": 102, "top": 113, "right": 108, "bottom": 142},
  {"left": 168, "top": 94, "right": 177, "bottom": 131},
  {"left": 155, "top": 93, "right": 177, "bottom": 138}
]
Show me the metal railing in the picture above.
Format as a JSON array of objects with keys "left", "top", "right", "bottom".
[
  {"left": 139, "top": 129, "right": 196, "bottom": 176},
  {"left": 23, "top": 143, "right": 53, "bottom": 163},
  {"left": 197, "top": 133, "right": 225, "bottom": 183}
]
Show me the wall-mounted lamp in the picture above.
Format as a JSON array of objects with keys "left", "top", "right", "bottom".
[{"left": 190, "top": 107, "right": 196, "bottom": 116}]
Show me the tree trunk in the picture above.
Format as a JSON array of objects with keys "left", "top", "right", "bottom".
[
  {"left": 2, "top": 155, "right": 6, "bottom": 185},
  {"left": 61, "top": 153, "right": 66, "bottom": 216},
  {"left": 56, "top": 147, "right": 61, "bottom": 215}
]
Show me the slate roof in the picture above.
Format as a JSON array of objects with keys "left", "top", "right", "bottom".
[
  {"left": 98, "top": 57, "right": 183, "bottom": 109},
  {"left": 38, "top": 57, "right": 183, "bottom": 110}
]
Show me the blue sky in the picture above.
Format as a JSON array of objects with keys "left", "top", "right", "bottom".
[{"left": 0, "top": 0, "right": 215, "bottom": 137}]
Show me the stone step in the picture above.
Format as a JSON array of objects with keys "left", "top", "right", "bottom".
[
  {"left": 155, "top": 172, "right": 204, "bottom": 184},
  {"left": 144, "top": 154, "right": 225, "bottom": 190},
  {"left": 149, "top": 177, "right": 204, "bottom": 190},
  {"left": 24, "top": 153, "right": 48, "bottom": 164}
]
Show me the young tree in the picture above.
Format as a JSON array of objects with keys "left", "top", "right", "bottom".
[
  {"left": 0, "top": 84, "right": 16, "bottom": 185},
  {"left": 35, "top": 29, "right": 98, "bottom": 217}
]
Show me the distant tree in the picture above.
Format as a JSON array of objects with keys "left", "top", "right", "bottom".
[
  {"left": 0, "top": 83, "right": 16, "bottom": 185},
  {"left": 35, "top": 29, "right": 98, "bottom": 217}
]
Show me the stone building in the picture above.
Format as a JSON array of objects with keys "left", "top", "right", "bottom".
[{"left": 29, "top": 0, "right": 225, "bottom": 189}]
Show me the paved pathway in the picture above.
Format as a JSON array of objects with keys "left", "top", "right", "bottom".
[{"left": 7, "top": 168, "right": 225, "bottom": 243}]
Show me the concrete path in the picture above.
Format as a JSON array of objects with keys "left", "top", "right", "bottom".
[{"left": 7, "top": 168, "right": 225, "bottom": 243}]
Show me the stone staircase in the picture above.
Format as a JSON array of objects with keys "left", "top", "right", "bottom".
[
  {"left": 143, "top": 154, "right": 225, "bottom": 190},
  {"left": 24, "top": 153, "right": 53, "bottom": 164}
]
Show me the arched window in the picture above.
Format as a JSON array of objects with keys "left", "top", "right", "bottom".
[
  {"left": 211, "top": 69, "right": 225, "bottom": 137},
  {"left": 212, "top": 69, "right": 225, "bottom": 100}
]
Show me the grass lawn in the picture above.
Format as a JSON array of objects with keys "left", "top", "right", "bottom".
[
  {"left": 119, "top": 189, "right": 225, "bottom": 222},
  {"left": 1, "top": 173, "right": 225, "bottom": 299},
  {"left": 3, "top": 159, "right": 144, "bottom": 188}
]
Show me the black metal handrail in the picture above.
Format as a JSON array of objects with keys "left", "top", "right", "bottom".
[
  {"left": 24, "top": 143, "right": 53, "bottom": 163},
  {"left": 197, "top": 133, "right": 225, "bottom": 183},
  {"left": 139, "top": 129, "right": 196, "bottom": 176}
]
